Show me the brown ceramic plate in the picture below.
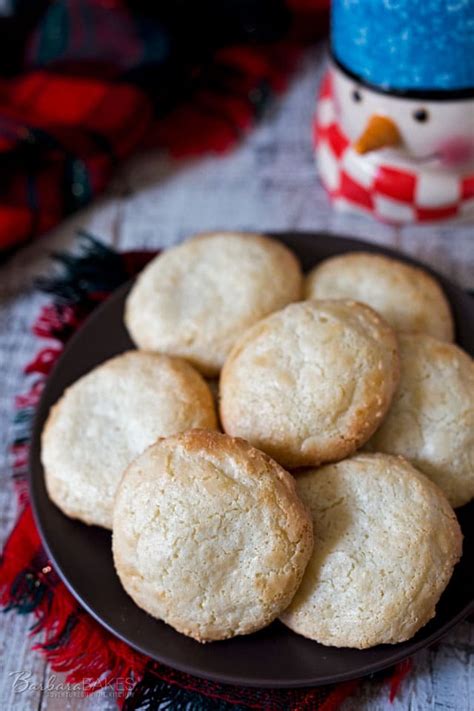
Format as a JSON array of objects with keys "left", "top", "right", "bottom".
[{"left": 29, "top": 232, "right": 474, "bottom": 688}]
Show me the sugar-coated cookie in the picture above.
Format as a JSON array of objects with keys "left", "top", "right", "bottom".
[
  {"left": 125, "top": 232, "right": 303, "bottom": 376},
  {"left": 220, "top": 300, "right": 400, "bottom": 468},
  {"left": 366, "top": 332, "right": 474, "bottom": 508},
  {"left": 280, "top": 454, "right": 462, "bottom": 648},
  {"left": 305, "top": 252, "right": 454, "bottom": 341},
  {"left": 42, "top": 351, "right": 217, "bottom": 528},
  {"left": 112, "top": 430, "right": 313, "bottom": 642}
]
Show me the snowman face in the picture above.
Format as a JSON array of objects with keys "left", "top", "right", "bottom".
[{"left": 333, "top": 63, "right": 474, "bottom": 168}]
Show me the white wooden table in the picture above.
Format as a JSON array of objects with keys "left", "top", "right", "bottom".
[{"left": 1, "top": 45, "right": 473, "bottom": 710}]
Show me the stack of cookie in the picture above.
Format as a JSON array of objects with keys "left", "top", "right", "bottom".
[{"left": 42, "top": 233, "right": 472, "bottom": 649}]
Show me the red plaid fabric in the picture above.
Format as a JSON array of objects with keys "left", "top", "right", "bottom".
[
  {"left": 0, "top": 0, "right": 329, "bottom": 251},
  {"left": 0, "top": 71, "right": 151, "bottom": 249}
]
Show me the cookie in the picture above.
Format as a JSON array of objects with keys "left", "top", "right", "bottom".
[
  {"left": 366, "top": 332, "right": 474, "bottom": 508},
  {"left": 220, "top": 300, "right": 399, "bottom": 468},
  {"left": 125, "top": 232, "right": 302, "bottom": 376},
  {"left": 305, "top": 252, "right": 454, "bottom": 341},
  {"left": 280, "top": 454, "right": 462, "bottom": 648},
  {"left": 42, "top": 351, "right": 217, "bottom": 528},
  {"left": 112, "top": 430, "right": 313, "bottom": 642}
]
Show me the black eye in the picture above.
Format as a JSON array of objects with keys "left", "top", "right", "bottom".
[
  {"left": 413, "top": 108, "right": 429, "bottom": 122},
  {"left": 352, "top": 88, "right": 362, "bottom": 102}
]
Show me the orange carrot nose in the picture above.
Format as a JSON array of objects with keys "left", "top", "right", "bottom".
[{"left": 353, "top": 114, "right": 401, "bottom": 154}]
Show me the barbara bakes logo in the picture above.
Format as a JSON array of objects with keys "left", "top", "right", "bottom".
[{"left": 9, "top": 671, "right": 135, "bottom": 697}]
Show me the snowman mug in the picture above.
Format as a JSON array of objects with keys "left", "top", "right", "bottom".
[{"left": 316, "top": 1, "right": 474, "bottom": 224}]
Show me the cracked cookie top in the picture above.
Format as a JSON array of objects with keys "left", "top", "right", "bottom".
[
  {"left": 112, "top": 429, "right": 313, "bottom": 642},
  {"left": 124, "top": 232, "right": 303, "bottom": 377},
  {"left": 220, "top": 299, "right": 400, "bottom": 468},
  {"left": 366, "top": 332, "right": 474, "bottom": 508},
  {"left": 305, "top": 252, "right": 454, "bottom": 342},
  {"left": 280, "top": 453, "right": 462, "bottom": 648},
  {"left": 42, "top": 351, "right": 217, "bottom": 529}
]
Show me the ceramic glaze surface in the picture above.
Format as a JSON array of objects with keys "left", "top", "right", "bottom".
[
  {"left": 333, "top": 65, "right": 474, "bottom": 168},
  {"left": 314, "top": 65, "right": 474, "bottom": 224},
  {"left": 324, "top": 2, "right": 474, "bottom": 223},
  {"left": 332, "top": 0, "right": 474, "bottom": 91}
]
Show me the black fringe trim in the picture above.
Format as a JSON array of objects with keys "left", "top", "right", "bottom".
[
  {"left": 35, "top": 231, "right": 129, "bottom": 305},
  {"left": 124, "top": 670, "right": 250, "bottom": 711}
]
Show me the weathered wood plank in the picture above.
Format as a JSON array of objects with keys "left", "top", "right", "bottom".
[{"left": 0, "top": 613, "right": 46, "bottom": 710}]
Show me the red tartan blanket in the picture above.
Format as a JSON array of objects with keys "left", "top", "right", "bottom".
[
  {"left": 0, "top": 0, "right": 329, "bottom": 252},
  {"left": 0, "top": 234, "right": 412, "bottom": 709}
]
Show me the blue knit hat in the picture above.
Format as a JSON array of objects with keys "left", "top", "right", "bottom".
[{"left": 332, "top": 0, "right": 474, "bottom": 95}]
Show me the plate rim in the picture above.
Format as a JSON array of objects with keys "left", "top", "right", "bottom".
[{"left": 28, "top": 231, "right": 474, "bottom": 688}]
